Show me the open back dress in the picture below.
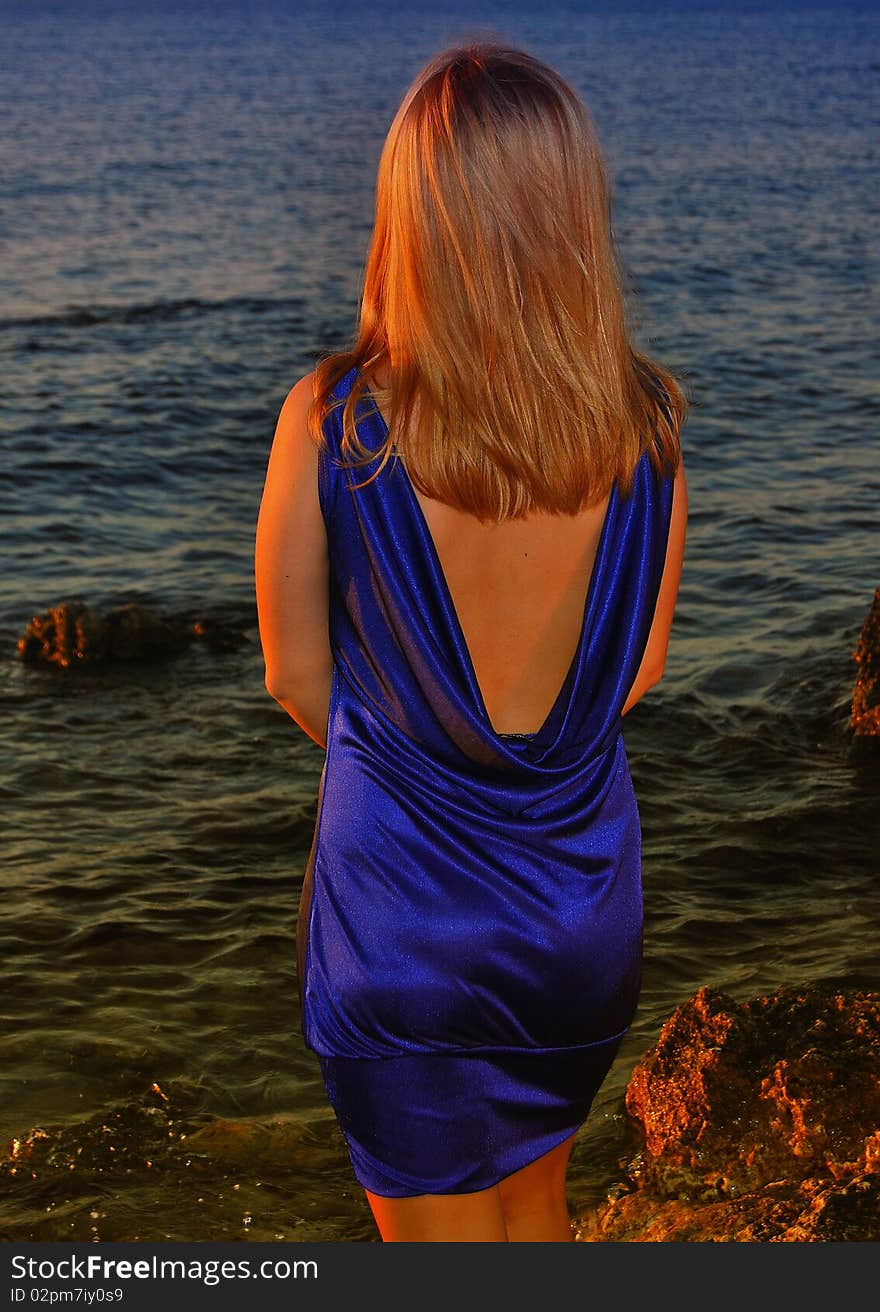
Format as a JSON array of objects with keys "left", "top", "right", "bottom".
[{"left": 296, "top": 365, "right": 675, "bottom": 1197}]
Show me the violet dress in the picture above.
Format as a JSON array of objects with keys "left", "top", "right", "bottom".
[{"left": 296, "top": 366, "right": 674, "bottom": 1197}]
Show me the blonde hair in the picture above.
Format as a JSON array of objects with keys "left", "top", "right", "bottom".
[{"left": 309, "top": 38, "right": 689, "bottom": 524}]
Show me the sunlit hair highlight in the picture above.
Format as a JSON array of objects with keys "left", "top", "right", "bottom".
[{"left": 309, "top": 38, "right": 689, "bottom": 523}]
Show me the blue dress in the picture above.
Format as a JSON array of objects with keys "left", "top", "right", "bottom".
[{"left": 296, "top": 365, "right": 675, "bottom": 1197}]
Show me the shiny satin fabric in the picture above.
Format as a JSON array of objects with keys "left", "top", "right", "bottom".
[{"left": 297, "top": 366, "right": 675, "bottom": 1196}]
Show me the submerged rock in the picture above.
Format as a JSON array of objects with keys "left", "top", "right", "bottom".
[
  {"left": 1, "top": 1081, "right": 357, "bottom": 1243},
  {"left": 850, "top": 586, "right": 880, "bottom": 737},
  {"left": 17, "top": 599, "right": 244, "bottom": 667},
  {"left": 577, "top": 983, "right": 880, "bottom": 1242}
]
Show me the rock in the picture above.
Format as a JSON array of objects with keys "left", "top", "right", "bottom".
[
  {"left": 577, "top": 1170, "right": 880, "bottom": 1243},
  {"left": 183, "top": 1116, "right": 343, "bottom": 1172},
  {"left": 16, "top": 600, "right": 244, "bottom": 667},
  {"left": 850, "top": 586, "right": 880, "bottom": 736},
  {"left": 577, "top": 983, "right": 880, "bottom": 1242}
]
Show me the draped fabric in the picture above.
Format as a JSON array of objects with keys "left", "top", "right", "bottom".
[{"left": 296, "top": 366, "right": 675, "bottom": 1196}]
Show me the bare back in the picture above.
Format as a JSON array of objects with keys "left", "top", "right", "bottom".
[
  {"left": 406, "top": 477, "right": 612, "bottom": 736},
  {"left": 367, "top": 369, "right": 686, "bottom": 736}
]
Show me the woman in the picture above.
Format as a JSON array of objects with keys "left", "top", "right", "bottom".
[{"left": 255, "top": 40, "right": 688, "bottom": 1242}]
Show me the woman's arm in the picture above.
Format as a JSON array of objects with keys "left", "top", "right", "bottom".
[
  {"left": 255, "top": 372, "right": 334, "bottom": 750},
  {"left": 621, "top": 457, "right": 688, "bottom": 716}
]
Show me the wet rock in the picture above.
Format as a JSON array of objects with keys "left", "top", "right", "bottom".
[
  {"left": 2, "top": 1087, "right": 180, "bottom": 1178},
  {"left": 577, "top": 983, "right": 880, "bottom": 1242},
  {"left": 577, "top": 1169, "right": 880, "bottom": 1242},
  {"left": 17, "top": 599, "right": 244, "bottom": 667},
  {"left": 184, "top": 1116, "right": 345, "bottom": 1173},
  {"left": 850, "top": 586, "right": 880, "bottom": 736},
  {"left": 0, "top": 1081, "right": 357, "bottom": 1243}
]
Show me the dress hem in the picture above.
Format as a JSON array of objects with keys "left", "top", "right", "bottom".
[
  {"left": 349, "top": 1110, "right": 597, "bottom": 1200},
  {"left": 317, "top": 1028, "right": 628, "bottom": 1198}
]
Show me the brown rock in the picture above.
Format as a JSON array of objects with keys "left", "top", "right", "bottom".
[
  {"left": 577, "top": 1171, "right": 880, "bottom": 1243},
  {"left": 18, "top": 600, "right": 193, "bottom": 667},
  {"left": 578, "top": 983, "right": 880, "bottom": 1242},
  {"left": 850, "top": 586, "right": 880, "bottom": 736}
]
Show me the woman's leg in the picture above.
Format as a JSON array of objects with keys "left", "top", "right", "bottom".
[
  {"left": 364, "top": 1182, "right": 509, "bottom": 1242},
  {"left": 364, "top": 1133, "right": 578, "bottom": 1241},
  {"left": 496, "top": 1133, "right": 577, "bottom": 1242}
]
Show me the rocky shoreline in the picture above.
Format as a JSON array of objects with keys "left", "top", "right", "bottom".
[{"left": 4, "top": 982, "right": 877, "bottom": 1241}]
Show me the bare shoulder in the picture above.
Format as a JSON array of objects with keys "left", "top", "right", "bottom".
[
  {"left": 275, "top": 370, "right": 317, "bottom": 440},
  {"left": 263, "top": 372, "right": 319, "bottom": 477},
  {"left": 672, "top": 452, "right": 688, "bottom": 514},
  {"left": 281, "top": 370, "right": 316, "bottom": 408},
  {"left": 665, "top": 452, "right": 688, "bottom": 572}
]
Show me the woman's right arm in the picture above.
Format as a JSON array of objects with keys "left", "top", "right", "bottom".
[{"left": 621, "top": 458, "right": 688, "bottom": 716}]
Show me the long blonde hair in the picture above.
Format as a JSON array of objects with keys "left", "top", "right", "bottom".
[{"left": 309, "top": 38, "right": 689, "bottom": 524}]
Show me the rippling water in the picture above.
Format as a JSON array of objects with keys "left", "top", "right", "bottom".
[{"left": 1, "top": 0, "right": 878, "bottom": 1242}]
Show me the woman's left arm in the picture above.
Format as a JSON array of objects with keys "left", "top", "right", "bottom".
[{"left": 255, "top": 372, "right": 334, "bottom": 750}]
